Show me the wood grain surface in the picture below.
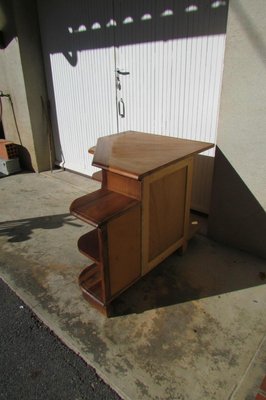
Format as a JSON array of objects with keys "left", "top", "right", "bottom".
[
  {"left": 93, "top": 131, "right": 214, "bottom": 179},
  {"left": 70, "top": 189, "right": 140, "bottom": 227}
]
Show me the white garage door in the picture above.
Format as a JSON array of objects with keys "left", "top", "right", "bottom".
[{"left": 37, "top": 0, "right": 228, "bottom": 213}]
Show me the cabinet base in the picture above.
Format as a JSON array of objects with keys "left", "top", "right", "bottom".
[
  {"left": 78, "top": 264, "right": 112, "bottom": 317},
  {"left": 81, "top": 290, "right": 112, "bottom": 317}
]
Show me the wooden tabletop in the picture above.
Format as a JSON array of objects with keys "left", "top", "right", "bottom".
[{"left": 93, "top": 131, "right": 214, "bottom": 180}]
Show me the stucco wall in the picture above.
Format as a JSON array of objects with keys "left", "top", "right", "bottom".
[
  {"left": 208, "top": 0, "right": 266, "bottom": 258},
  {"left": 0, "top": 0, "right": 50, "bottom": 171},
  {"left": 0, "top": 38, "right": 37, "bottom": 169},
  {"left": 13, "top": 0, "right": 51, "bottom": 172}
]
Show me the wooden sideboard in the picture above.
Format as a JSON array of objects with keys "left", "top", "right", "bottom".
[{"left": 70, "top": 131, "right": 214, "bottom": 316}]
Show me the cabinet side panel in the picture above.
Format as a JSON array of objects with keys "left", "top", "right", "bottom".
[
  {"left": 108, "top": 205, "right": 141, "bottom": 297},
  {"left": 149, "top": 167, "right": 187, "bottom": 261}
]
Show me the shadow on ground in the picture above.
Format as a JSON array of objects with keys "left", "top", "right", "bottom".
[
  {"left": 111, "top": 237, "right": 266, "bottom": 316},
  {"left": 0, "top": 214, "right": 82, "bottom": 242}
]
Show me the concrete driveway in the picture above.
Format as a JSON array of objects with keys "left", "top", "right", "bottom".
[{"left": 0, "top": 170, "right": 265, "bottom": 400}]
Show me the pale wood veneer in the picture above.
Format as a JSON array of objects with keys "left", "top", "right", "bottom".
[{"left": 93, "top": 131, "right": 213, "bottom": 179}]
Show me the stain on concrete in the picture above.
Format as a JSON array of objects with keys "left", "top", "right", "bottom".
[{"left": 134, "top": 379, "right": 150, "bottom": 398}]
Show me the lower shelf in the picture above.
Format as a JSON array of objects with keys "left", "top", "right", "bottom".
[
  {"left": 78, "top": 263, "right": 103, "bottom": 303},
  {"left": 79, "top": 264, "right": 111, "bottom": 316},
  {"left": 78, "top": 229, "right": 100, "bottom": 262},
  {"left": 92, "top": 171, "right": 102, "bottom": 182}
]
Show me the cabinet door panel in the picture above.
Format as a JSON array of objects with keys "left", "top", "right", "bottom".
[{"left": 142, "top": 160, "right": 193, "bottom": 274}]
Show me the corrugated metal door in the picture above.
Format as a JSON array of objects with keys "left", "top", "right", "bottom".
[
  {"left": 114, "top": 0, "right": 227, "bottom": 142},
  {"left": 38, "top": 0, "right": 228, "bottom": 212},
  {"left": 37, "top": 0, "right": 118, "bottom": 175}
]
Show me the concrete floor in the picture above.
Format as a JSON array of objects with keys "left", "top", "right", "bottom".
[{"left": 0, "top": 170, "right": 265, "bottom": 400}]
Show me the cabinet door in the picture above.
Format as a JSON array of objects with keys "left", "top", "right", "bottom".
[{"left": 142, "top": 159, "right": 193, "bottom": 275}]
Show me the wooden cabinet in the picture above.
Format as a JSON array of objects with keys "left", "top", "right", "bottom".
[
  {"left": 70, "top": 131, "right": 213, "bottom": 316},
  {"left": 70, "top": 189, "right": 141, "bottom": 315}
]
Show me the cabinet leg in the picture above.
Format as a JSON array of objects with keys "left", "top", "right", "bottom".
[
  {"left": 105, "top": 303, "right": 113, "bottom": 318},
  {"left": 178, "top": 240, "right": 188, "bottom": 255}
]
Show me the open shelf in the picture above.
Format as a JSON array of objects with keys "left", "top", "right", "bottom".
[
  {"left": 78, "top": 229, "right": 100, "bottom": 262},
  {"left": 78, "top": 263, "right": 103, "bottom": 302},
  {"left": 92, "top": 171, "right": 102, "bottom": 182},
  {"left": 70, "top": 188, "right": 140, "bottom": 227}
]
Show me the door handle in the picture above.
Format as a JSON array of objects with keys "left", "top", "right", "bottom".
[
  {"left": 116, "top": 68, "right": 130, "bottom": 76},
  {"left": 118, "top": 98, "right": 125, "bottom": 118}
]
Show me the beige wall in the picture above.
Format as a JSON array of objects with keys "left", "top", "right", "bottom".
[
  {"left": 209, "top": 0, "right": 266, "bottom": 258},
  {"left": 0, "top": 0, "right": 51, "bottom": 171},
  {"left": 13, "top": 0, "right": 51, "bottom": 171},
  {"left": 0, "top": 37, "right": 38, "bottom": 169}
]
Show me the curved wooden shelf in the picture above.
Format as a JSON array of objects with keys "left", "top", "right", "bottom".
[
  {"left": 91, "top": 171, "right": 102, "bottom": 182},
  {"left": 70, "top": 188, "right": 140, "bottom": 227},
  {"left": 78, "top": 229, "right": 99, "bottom": 262},
  {"left": 88, "top": 146, "right": 96, "bottom": 155},
  {"left": 79, "top": 263, "right": 103, "bottom": 303}
]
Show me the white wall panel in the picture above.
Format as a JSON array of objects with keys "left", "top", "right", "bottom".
[
  {"left": 117, "top": 36, "right": 226, "bottom": 156},
  {"left": 49, "top": 47, "right": 117, "bottom": 174},
  {"left": 38, "top": 0, "right": 117, "bottom": 176}
]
